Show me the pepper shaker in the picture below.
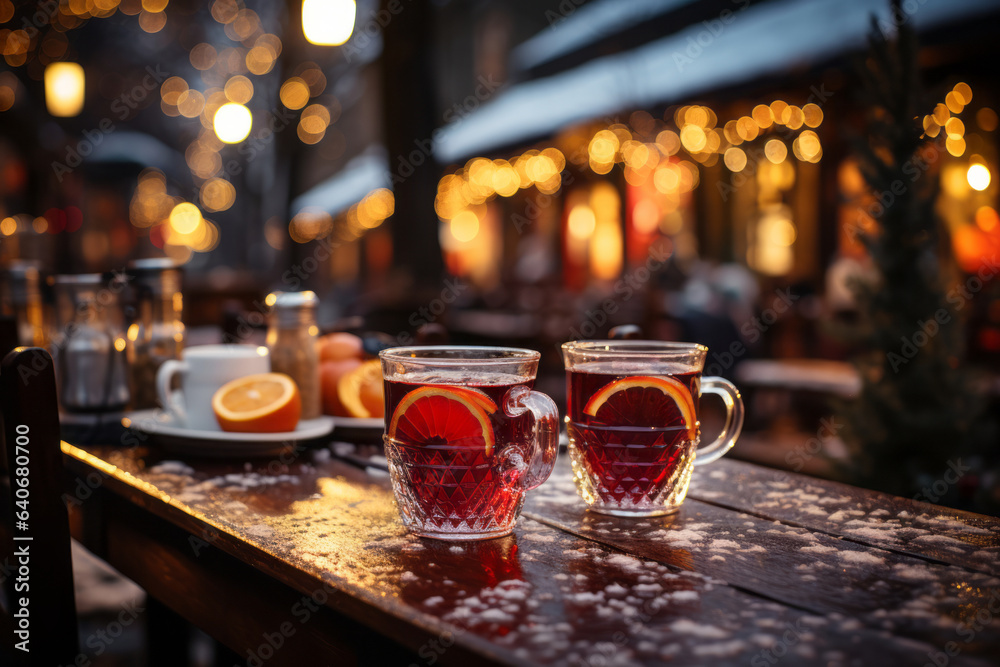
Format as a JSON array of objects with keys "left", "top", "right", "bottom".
[{"left": 266, "top": 291, "right": 321, "bottom": 419}]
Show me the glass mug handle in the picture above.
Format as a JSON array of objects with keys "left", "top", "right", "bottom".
[
  {"left": 694, "top": 376, "right": 745, "bottom": 466},
  {"left": 501, "top": 385, "right": 559, "bottom": 490}
]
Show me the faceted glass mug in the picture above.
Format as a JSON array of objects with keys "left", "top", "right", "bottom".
[
  {"left": 380, "top": 346, "right": 559, "bottom": 540},
  {"left": 562, "top": 340, "right": 744, "bottom": 517}
]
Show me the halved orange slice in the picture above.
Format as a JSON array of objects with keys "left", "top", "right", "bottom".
[
  {"left": 583, "top": 375, "right": 697, "bottom": 438},
  {"left": 337, "top": 359, "right": 382, "bottom": 418},
  {"left": 212, "top": 373, "right": 301, "bottom": 433},
  {"left": 388, "top": 386, "right": 496, "bottom": 455}
]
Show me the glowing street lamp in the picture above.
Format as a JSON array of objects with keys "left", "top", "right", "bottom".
[
  {"left": 302, "top": 0, "right": 355, "bottom": 46},
  {"left": 44, "top": 62, "right": 85, "bottom": 117}
]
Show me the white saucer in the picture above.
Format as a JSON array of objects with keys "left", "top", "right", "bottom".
[{"left": 122, "top": 409, "right": 335, "bottom": 458}]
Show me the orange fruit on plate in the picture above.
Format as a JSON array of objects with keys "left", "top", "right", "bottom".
[
  {"left": 318, "top": 332, "right": 363, "bottom": 362},
  {"left": 336, "top": 359, "right": 384, "bottom": 419},
  {"left": 320, "top": 358, "right": 362, "bottom": 415},
  {"left": 355, "top": 360, "right": 386, "bottom": 418},
  {"left": 212, "top": 373, "right": 302, "bottom": 433},
  {"left": 388, "top": 386, "right": 496, "bottom": 455},
  {"left": 583, "top": 375, "right": 697, "bottom": 439}
]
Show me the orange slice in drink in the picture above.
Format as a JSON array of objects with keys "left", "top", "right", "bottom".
[
  {"left": 388, "top": 386, "right": 496, "bottom": 455},
  {"left": 583, "top": 375, "right": 697, "bottom": 439},
  {"left": 212, "top": 373, "right": 301, "bottom": 433}
]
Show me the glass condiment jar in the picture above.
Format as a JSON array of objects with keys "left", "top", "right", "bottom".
[
  {"left": 50, "top": 274, "right": 130, "bottom": 413},
  {"left": 266, "top": 291, "right": 321, "bottom": 419},
  {"left": 126, "top": 258, "right": 184, "bottom": 409}
]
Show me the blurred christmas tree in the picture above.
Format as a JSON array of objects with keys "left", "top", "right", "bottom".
[{"left": 836, "top": 6, "right": 996, "bottom": 511}]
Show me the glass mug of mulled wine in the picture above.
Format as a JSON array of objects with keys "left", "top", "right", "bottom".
[
  {"left": 562, "top": 341, "right": 744, "bottom": 517},
  {"left": 379, "top": 346, "right": 559, "bottom": 540}
]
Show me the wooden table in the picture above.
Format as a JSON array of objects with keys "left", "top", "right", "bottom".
[{"left": 62, "top": 438, "right": 1000, "bottom": 666}]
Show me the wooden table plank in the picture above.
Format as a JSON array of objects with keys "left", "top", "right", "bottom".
[
  {"left": 525, "top": 461, "right": 1000, "bottom": 662},
  {"left": 60, "top": 441, "right": 996, "bottom": 666},
  {"left": 688, "top": 458, "right": 1000, "bottom": 576}
]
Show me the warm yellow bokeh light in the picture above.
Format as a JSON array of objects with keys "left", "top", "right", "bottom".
[
  {"left": 589, "top": 130, "right": 619, "bottom": 164},
  {"left": 0, "top": 217, "right": 16, "bottom": 236},
  {"left": 280, "top": 77, "right": 310, "bottom": 110},
  {"left": 44, "top": 62, "right": 85, "bottom": 117},
  {"left": 976, "top": 206, "right": 999, "bottom": 232},
  {"left": 946, "top": 136, "right": 966, "bottom": 157},
  {"left": 653, "top": 164, "right": 681, "bottom": 193},
  {"left": 169, "top": 202, "right": 202, "bottom": 235},
  {"left": 300, "top": 103, "right": 331, "bottom": 134},
  {"left": 724, "top": 147, "right": 747, "bottom": 172},
  {"left": 945, "top": 117, "right": 965, "bottom": 139},
  {"left": 632, "top": 199, "right": 659, "bottom": 234},
  {"left": 450, "top": 210, "right": 479, "bottom": 243},
  {"left": 213, "top": 103, "right": 252, "bottom": 143},
  {"left": 567, "top": 204, "right": 596, "bottom": 239},
  {"left": 752, "top": 104, "right": 773, "bottom": 129},
  {"left": 977, "top": 107, "right": 998, "bottom": 132},
  {"left": 802, "top": 103, "right": 823, "bottom": 128},
  {"left": 200, "top": 178, "right": 236, "bottom": 212},
  {"left": 224, "top": 76, "right": 254, "bottom": 104},
  {"left": 765, "top": 139, "right": 788, "bottom": 164},
  {"left": 302, "top": 0, "right": 356, "bottom": 46},
  {"left": 953, "top": 82, "right": 973, "bottom": 105},
  {"left": 967, "top": 164, "right": 991, "bottom": 191},
  {"left": 680, "top": 125, "right": 707, "bottom": 152}
]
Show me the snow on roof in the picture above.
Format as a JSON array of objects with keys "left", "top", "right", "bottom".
[{"left": 434, "top": 0, "right": 998, "bottom": 162}]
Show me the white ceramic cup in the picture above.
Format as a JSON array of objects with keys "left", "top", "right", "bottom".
[{"left": 156, "top": 344, "right": 270, "bottom": 431}]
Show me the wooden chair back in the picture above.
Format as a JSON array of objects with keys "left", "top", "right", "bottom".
[{"left": 1, "top": 347, "right": 79, "bottom": 665}]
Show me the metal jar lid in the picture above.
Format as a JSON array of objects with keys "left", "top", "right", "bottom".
[
  {"left": 268, "top": 290, "right": 318, "bottom": 326},
  {"left": 128, "top": 258, "right": 182, "bottom": 295}
]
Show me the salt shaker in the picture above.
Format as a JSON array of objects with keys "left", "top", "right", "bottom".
[{"left": 266, "top": 291, "right": 321, "bottom": 419}]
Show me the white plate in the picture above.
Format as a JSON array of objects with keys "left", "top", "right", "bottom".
[{"left": 122, "top": 409, "right": 335, "bottom": 458}]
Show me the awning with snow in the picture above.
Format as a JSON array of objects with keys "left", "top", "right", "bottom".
[
  {"left": 289, "top": 148, "right": 390, "bottom": 217},
  {"left": 433, "top": 0, "right": 998, "bottom": 163}
]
